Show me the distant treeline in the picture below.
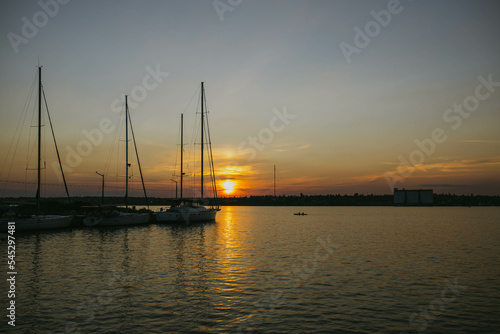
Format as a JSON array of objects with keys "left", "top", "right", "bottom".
[
  {"left": 2, "top": 193, "right": 499, "bottom": 210},
  {"left": 213, "top": 193, "right": 500, "bottom": 206}
]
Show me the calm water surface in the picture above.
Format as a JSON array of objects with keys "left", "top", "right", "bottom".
[{"left": 2, "top": 206, "right": 500, "bottom": 333}]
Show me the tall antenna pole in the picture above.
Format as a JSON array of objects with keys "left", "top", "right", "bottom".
[
  {"left": 200, "top": 82, "right": 204, "bottom": 200},
  {"left": 180, "top": 113, "right": 183, "bottom": 200},
  {"left": 36, "top": 66, "right": 42, "bottom": 213},
  {"left": 96, "top": 171, "right": 104, "bottom": 205},
  {"left": 274, "top": 165, "right": 276, "bottom": 197},
  {"left": 125, "top": 95, "right": 129, "bottom": 208}
]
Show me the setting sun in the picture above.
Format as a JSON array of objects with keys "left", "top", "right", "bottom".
[{"left": 222, "top": 180, "right": 236, "bottom": 195}]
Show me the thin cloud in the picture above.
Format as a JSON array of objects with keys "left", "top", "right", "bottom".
[
  {"left": 420, "top": 184, "right": 469, "bottom": 188},
  {"left": 461, "top": 140, "right": 500, "bottom": 145},
  {"left": 348, "top": 158, "right": 500, "bottom": 188}
]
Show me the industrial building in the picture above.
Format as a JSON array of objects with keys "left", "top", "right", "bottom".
[{"left": 394, "top": 188, "right": 433, "bottom": 206}]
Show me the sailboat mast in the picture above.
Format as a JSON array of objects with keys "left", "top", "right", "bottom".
[
  {"left": 201, "top": 82, "right": 204, "bottom": 200},
  {"left": 36, "top": 66, "right": 42, "bottom": 213},
  {"left": 125, "top": 95, "right": 129, "bottom": 208},
  {"left": 180, "top": 113, "right": 183, "bottom": 200}
]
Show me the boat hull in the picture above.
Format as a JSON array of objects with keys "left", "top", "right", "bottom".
[
  {"left": 156, "top": 207, "right": 218, "bottom": 223},
  {"left": 2, "top": 215, "right": 72, "bottom": 232},
  {"left": 83, "top": 213, "right": 150, "bottom": 227}
]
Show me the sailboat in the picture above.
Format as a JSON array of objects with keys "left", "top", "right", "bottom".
[
  {"left": 83, "top": 96, "right": 150, "bottom": 227},
  {"left": 1, "top": 66, "right": 72, "bottom": 232},
  {"left": 156, "top": 82, "right": 220, "bottom": 223}
]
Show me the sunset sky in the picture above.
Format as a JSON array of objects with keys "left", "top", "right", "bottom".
[{"left": 1, "top": 0, "right": 499, "bottom": 198}]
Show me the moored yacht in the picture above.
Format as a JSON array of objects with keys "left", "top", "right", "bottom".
[{"left": 157, "top": 82, "right": 220, "bottom": 223}]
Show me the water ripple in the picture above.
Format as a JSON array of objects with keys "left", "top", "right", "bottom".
[{"left": 6, "top": 207, "right": 500, "bottom": 333}]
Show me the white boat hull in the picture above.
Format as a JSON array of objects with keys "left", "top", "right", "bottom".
[
  {"left": 156, "top": 207, "right": 218, "bottom": 223},
  {"left": 83, "top": 213, "right": 150, "bottom": 227},
  {"left": 3, "top": 215, "right": 72, "bottom": 232}
]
